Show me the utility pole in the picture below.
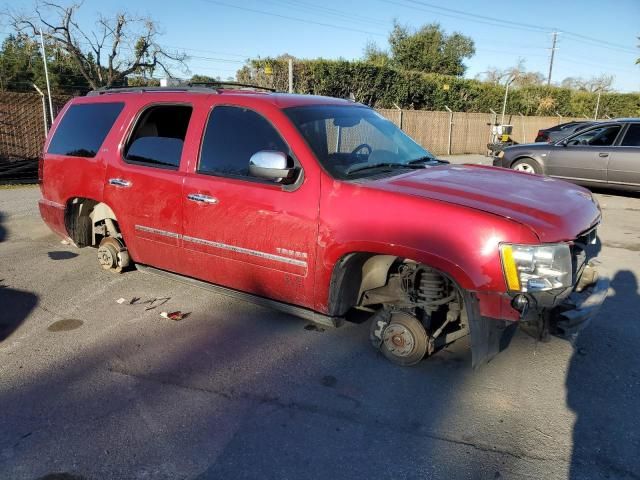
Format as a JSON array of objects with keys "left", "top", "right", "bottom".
[
  {"left": 39, "top": 28, "right": 54, "bottom": 125},
  {"left": 546, "top": 31, "right": 558, "bottom": 86}
]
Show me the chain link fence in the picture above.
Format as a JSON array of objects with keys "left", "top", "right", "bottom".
[{"left": 0, "top": 91, "right": 70, "bottom": 182}]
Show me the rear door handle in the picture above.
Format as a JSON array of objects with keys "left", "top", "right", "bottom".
[
  {"left": 187, "top": 193, "right": 218, "bottom": 204},
  {"left": 599, "top": 152, "right": 609, "bottom": 158},
  {"left": 108, "top": 178, "right": 132, "bottom": 188}
]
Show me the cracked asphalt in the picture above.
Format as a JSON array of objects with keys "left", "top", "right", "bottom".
[{"left": 1, "top": 176, "right": 639, "bottom": 480}]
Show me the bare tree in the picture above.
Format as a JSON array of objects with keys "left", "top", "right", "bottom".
[
  {"left": 560, "top": 74, "right": 614, "bottom": 92},
  {"left": 5, "top": 1, "right": 188, "bottom": 89},
  {"left": 477, "top": 59, "right": 544, "bottom": 87}
]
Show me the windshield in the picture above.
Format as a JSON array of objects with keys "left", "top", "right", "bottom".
[{"left": 285, "top": 105, "right": 434, "bottom": 179}]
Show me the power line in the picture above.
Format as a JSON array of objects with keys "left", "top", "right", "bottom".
[
  {"left": 380, "top": 0, "right": 550, "bottom": 34},
  {"left": 547, "top": 31, "right": 558, "bottom": 86},
  {"left": 199, "top": 0, "right": 386, "bottom": 37},
  {"left": 265, "top": 0, "right": 390, "bottom": 28},
  {"left": 379, "top": 0, "right": 638, "bottom": 55}
]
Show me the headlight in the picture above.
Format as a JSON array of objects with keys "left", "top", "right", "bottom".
[{"left": 499, "top": 243, "right": 572, "bottom": 292}]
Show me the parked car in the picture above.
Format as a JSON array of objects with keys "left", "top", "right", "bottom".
[
  {"left": 39, "top": 85, "right": 607, "bottom": 367},
  {"left": 535, "top": 121, "right": 595, "bottom": 143},
  {"left": 494, "top": 119, "right": 640, "bottom": 191}
]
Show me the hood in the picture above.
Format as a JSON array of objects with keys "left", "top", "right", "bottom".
[{"left": 370, "top": 164, "right": 600, "bottom": 242}]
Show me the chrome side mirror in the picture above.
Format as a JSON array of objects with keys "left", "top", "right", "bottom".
[{"left": 248, "top": 150, "right": 294, "bottom": 182}]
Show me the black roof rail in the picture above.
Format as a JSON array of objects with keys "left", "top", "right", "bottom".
[
  {"left": 86, "top": 86, "right": 218, "bottom": 96},
  {"left": 86, "top": 82, "right": 276, "bottom": 96},
  {"left": 188, "top": 81, "right": 276, "bottom": 92}
]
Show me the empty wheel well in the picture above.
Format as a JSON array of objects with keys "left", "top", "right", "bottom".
[
  {"left": 328, "top": 253, "right": 460, "bottom": 313},
  {"left": 65, "top": 198, "right": 119, "bottom": 247}
]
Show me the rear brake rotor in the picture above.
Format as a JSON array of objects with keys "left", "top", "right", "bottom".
[{"left": 97, "top": 237, "right": 128, "bottom": 273}]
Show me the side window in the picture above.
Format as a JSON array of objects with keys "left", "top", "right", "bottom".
[
  {"left": 567, "top": 125, "right": 621, "bottom": 147},
  {"left": 47, "top": 102, "right": 124, "bottom": 157},
  {"left": 199, "top": 106, "right": 289, "bottom": 177},
  {"left": 124, "top": 105, "right": 192, "bottom": 169},
  {"left": 621, "top": 124, "right": 640, "bottom": 147}
]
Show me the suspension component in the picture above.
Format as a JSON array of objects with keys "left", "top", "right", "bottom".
[{"left": 415, "top": 268, "right": 447, "bottom": 314}]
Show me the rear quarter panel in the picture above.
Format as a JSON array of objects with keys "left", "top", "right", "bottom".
[{"left": 40, "top": 97, "right": 128, "bottom": 207}]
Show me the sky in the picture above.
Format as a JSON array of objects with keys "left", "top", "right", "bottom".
[{"left": 3, "top": 0, "right": 640, "bottom": 92}]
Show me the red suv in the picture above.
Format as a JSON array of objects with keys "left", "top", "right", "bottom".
[{"left": 38, "top": 85, "right": 607, "bottom": 367}]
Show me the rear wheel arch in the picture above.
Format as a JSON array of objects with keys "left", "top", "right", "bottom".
[{"left": 64, "top": 197, "right": 120, "bottom": 247}]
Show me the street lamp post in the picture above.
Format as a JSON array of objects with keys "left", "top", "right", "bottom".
[{"left": 501, "top": 76, "right": 516, "bottom": 124}]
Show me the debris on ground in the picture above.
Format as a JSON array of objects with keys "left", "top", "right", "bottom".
[
  {"left": 160, "top": 311, "right": 189, "bottom": 321},
  {"left": 142, "top": 297, "right": 170, "bottom": 311},
  {"left": 114, "top": 296, "right": 169, "bottom": 310}
]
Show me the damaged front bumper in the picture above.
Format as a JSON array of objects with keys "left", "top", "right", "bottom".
[
  {"left": 551, "top": 275, "right": 609, "bottom": 337},
  {"left": 470, "top": 264, "right": 609, "bottom": 367}
]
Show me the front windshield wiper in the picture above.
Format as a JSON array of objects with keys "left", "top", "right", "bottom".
[
  {"left": 406, "top": 156, "right": 442, "bottom": 166},
  {"left": 345, "top": 162, "right": 418, "bottom": 175}
]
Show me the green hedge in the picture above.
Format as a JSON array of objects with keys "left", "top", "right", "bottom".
[{"left": 237, "top": 58, "right": 640, "bottom": 117}]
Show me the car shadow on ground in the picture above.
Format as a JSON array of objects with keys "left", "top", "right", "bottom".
[
  {"left": 590, "top": 186, "right": 640, "bottom": 199},
  {"left": 0, "top": 211, "right": 38, "bottom": 343},
  {"left": 566, "top": 269, "right": 640, "bottom": 479}
]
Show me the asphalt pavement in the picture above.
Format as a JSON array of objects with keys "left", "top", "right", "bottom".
[{"left": 1, "top": 173, "right": 639, "bottom": 480}]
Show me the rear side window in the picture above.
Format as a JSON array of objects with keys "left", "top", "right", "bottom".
[
  {"left": 47, "top": 102, "right": 124, "bottom": 157},
  {"left": 198, "top": 106, "right": 288, "bottom": 177},
  {"left": 124, "top": 105, "right": 192, "bottom": 169},
  {"left": 621, "top": 124, "right": 640, "bottom": 147}
]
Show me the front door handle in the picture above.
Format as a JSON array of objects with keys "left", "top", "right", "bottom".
[
  {"left": 599, "top": 152, "right": 609, "bottom": 158},
  {"left": 108, "top": 178, "right": 132, "bottom": 188},
  {"left": 187, "top": 193, "right": 218, "bottom": 205}
]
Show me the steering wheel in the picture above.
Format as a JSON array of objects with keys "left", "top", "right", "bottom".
[{"left": 351, "top": 143, "right": 372, "bottom": 156}]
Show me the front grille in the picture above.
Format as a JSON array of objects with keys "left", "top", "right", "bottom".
[{"left": 570, "top": 225, "right": 598, "bottom": 284}]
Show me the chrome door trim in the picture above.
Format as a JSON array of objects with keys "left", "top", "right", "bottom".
[
  {"left": 183, "top": 235, "right": 308, "bottom": 267},
  {"left": 134, "top": 224, "right": 308, "bottom": 268},
  {"left": 135, "top": 224, "right": 181, "bottom": 239}
]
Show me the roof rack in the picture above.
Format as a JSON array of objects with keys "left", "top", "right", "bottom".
[
  {"left": 87, "top": 81, "right": 276, "bottom": 96},
  {"left": 188, "top": 81, "right": 276, "bottom": 92},
  {"left": 87, "top": 86, "right": 217, "bottom": 96}
]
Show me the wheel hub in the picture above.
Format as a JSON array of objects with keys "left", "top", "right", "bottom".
[
  {"left": 382, "top": 324, "right": 415, "bottom": 357},
  {"left": 97, "top": 237, "right": 129, "bottom": 273},
  {"left": 514, "top": 163, "right": 535, "bottom": 173},
  {"left": 97, "top": 243, "right": 118, "bottom": 269}
]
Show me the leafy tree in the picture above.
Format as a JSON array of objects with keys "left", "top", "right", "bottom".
[
  {"left": 363, "top": 41, "right": 390, "bottom": 67},
  {"left": 0, "top": 32, "right": 91, "bottom": 93},
  {"left": 381, "top": 21, "right": 475, "bottom": 76},
  {"left": 5, "top": 1, "right": 188, "bottom": 89}
]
